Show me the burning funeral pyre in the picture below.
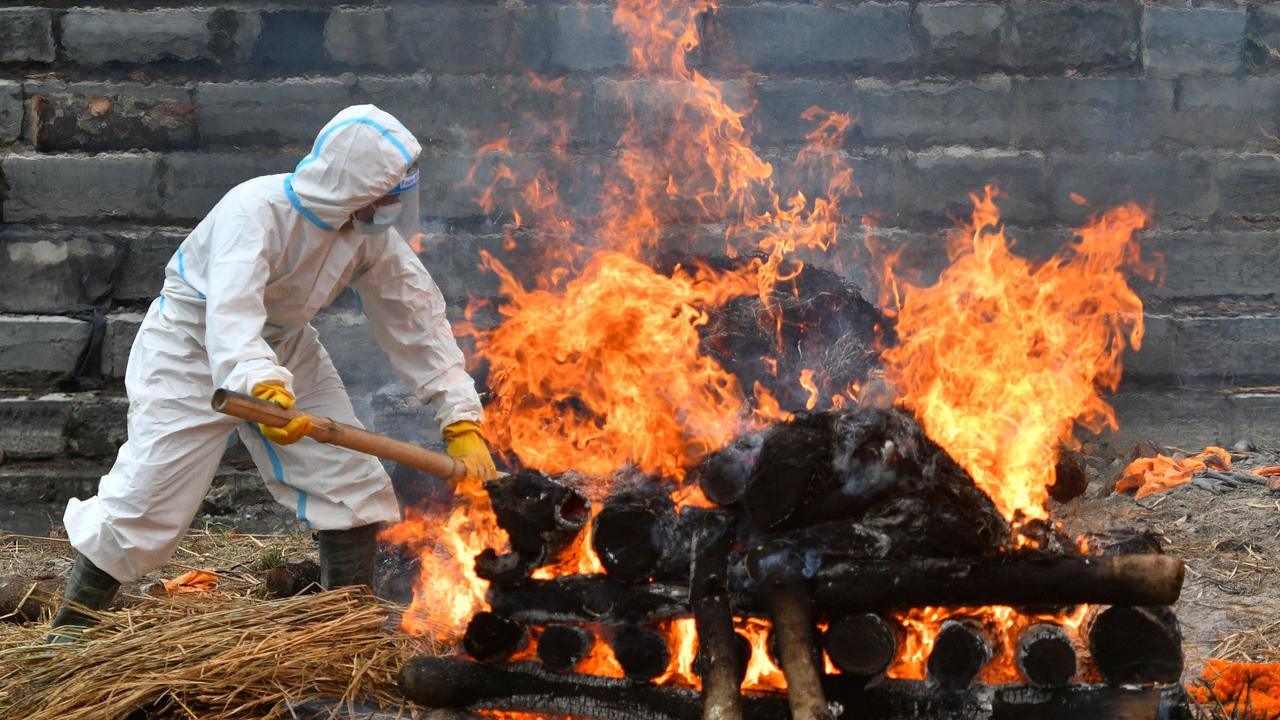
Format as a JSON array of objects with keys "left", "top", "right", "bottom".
[{"left": 380, "top": 1, "right": 1183, "bottom": 718}]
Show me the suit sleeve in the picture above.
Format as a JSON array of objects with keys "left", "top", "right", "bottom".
[
  {"left": 350, "top": 236, "right": 484, "bottom": 429},
  {"left": 203, "top": 218, "right": 293, "bottom": 396}
]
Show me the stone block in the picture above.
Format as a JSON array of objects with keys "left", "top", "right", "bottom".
[
  {"left": 1144, "top": 6, "right": 1245, "bottom": 79},
  {"left": 1249, "top": 5, "right": 1280, "bottom": 69},
  {"left": 0, "top": 227, "right": 123, "bottom": 313},
  {"left": 160, "top": 152, "right": 297, "bottom": 221},
  {"left": 1213, "top": 153, "right": 1280, "bottom": 221},
  {"left": 1, "top": 153, "right": 162, "bottom": 223},
  {"left": 1048, "top": 153, "right": 1214, "bottom": 227},
  {"left": 63, "top": 8, "right": 216, "bottom": 64},
  {"left": 886, "top": 148, "right": 1051, "bottom": 228},
  {"left": 209, "top": 9, "right": 262, "bottom": 66},
  {"left": 0, "top": 394, "right": 74, "bottom": 459},
  {"left": 1127, "top": 313, "right": 1280, "bottom": 386},
  {"left": 1108, "top": 388, "right": 1233, "bottom": 449},
  {"left": 587, "top": 77, "right": 749, "bottom": 147},
  {"left": 0, "top": 315, "right": 88, "bottom": 380},
  {"left": 416, "top": 150, "right": 604, "bottom": 222},
  {"left": 1230, "top": 390, "right": 1280, "bottom": 450},
  {"left": 1002, "top": 1, "right": 1141, "bottom": 72},
  {"left": 28, "top": 82, "right": 198, "bottom": 152},
  {"left": 0, "top": 81, "right": 20, "bottom": 145},
  {"left": 920, "top": 2, "right": 1005, "bottom": 70},
  {"left": 66, "top": 393, "right": 129, "bottom": 457},
  {"left": 551, "top": 4, "right": 629, "bottom": 71},
  {"left": 0, "top": 8, "right": 55, "bottom": 63},
  {"left": 251, "top": 9, "right": 329, "bottom": 73},
  {"left": 197, "top": 77, "right": 352, "bottom": 146},
  {"left": 1010, "top": 78, "right": 1176, "bottom": 153},
  {"left": 1142, "top": 229, "right": 1280, "bottom": 300},
  {"left": 115, "top": 231, "right": 185, "bottom": 304},
  {"left": 389, "top": 5, "right": 549, "bottom": 73},
  {"left": 851, "top": 77, "right": 1012, "bottom": 148},
  {"left": 103, "top": 313, "right": 142, "bottom": 379},
  {"left": 707, "top": 2, "right": 915, "bottom": 72},
  {"left": 1175, "top": 77, "right": 1280, "bottom": 151},
  {"left": 325, "top": 7, "right": 394, "bottom": 68}
]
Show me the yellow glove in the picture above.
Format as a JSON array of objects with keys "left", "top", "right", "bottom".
[
  {"left": 442, "top": 421, "right": 497, "bottom": 481},
  {"left": 252, "top": 381, "right": 313, "bottom": 445}
]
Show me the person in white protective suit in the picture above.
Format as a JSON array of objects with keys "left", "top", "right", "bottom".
[{"left": 48, "top": 105, "right": 497, "bottom": 639}]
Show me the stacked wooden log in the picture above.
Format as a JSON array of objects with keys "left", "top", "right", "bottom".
[{"left": 397, "top": 408, "right": 1187, "bottom": 720}]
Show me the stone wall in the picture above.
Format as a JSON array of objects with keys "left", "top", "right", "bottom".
[{"left": 1, "top": 0, "right": 1278, "bottom": 490}]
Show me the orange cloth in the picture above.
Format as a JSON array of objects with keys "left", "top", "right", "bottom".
[
  {"left": 162, "top": 569, "right": 219, "bottom": 593},
  {"left": 1188, "top": 659, "right": 1280, "bottom": 719},
  {"left": 1254, "top": 466, "right": 1280, "bottom": 477},
  {"left": 1116, "top": 447, "right": 1231, "bottom": 499}
]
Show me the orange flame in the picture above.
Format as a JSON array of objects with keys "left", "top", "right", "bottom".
[
  {"left": 656, "top": 618, "right": 701, "bottom": 689},
  {"left": 881, "top": 186, "right": 1155, "bottom": 524},
  {"left": 736, "top": 617, "right": 788, "bottom": 692}
]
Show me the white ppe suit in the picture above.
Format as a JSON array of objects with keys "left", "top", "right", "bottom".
[{"left": 64, "top": 105, "right": 484, "bottom": 583}]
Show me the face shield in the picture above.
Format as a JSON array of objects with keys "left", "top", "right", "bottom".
[
  {"left": 388, "top": 163, "right": 421, "bottom": 243},
  {"left": 352, "top": 163, "right": 422, "bottom": 240}
]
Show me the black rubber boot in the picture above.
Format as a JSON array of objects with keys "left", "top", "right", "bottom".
[
  {"left": 318, "top": 523, "right": 380, "bottom": 590},
  {"left": 46, "top": 554, "right": 121, "bottom": 644}
]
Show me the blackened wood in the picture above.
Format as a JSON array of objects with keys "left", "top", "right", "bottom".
[
  {"left": 824, "top": 613, "right": 898, "bottom": 677},
  {"left": 610, "top": 625, "right": 672, "bottom": 682},
  {"left": 813, "top": 555, "right": 1184, "bottom": 612},
  {"left": 741, "top": 409, "right": 1007, "bottom": 559},
  {"left": 695, "top": 632, "right": 752, "bottom": 688},
  {"left": 474, "top": 548, "right": 539, "bottom": 584},
  {"left": 1048, "top": 450, "right": 1089, "bottom": 504},
  {"left": 765, "top": 581, "right": 833, "bottom": 720},
  {"left": 488, "top": 576, "right": 690, "bottom": 623},
  {"left": 927, "top": 619, "right": 993, "bottom": 689},
  {"left": 397, "top": 657, "right": 1184, "bottom": 720},
  {"left": 693, "top": 433, "right": 764, "bottom": 506},
  {"left": 592, "top": 491, "right": 679, "bottom": 583},
  {"left": 1087, "top": 606, "right": 1183, "bottom": 685},
  {"left": 462, "top": 611, "right": 529, "bottom": 663},
  {"left": 1015, "top": 623, "right": 1076, "bottom": 687},
  {"left": 538, "top": 624, "right": 594, "bottom": 672},
  {"left": 689, "top": 510, "right": 743, "bottom": 720},
  {"left": 398, "top": 657, "right": 792, "bottom": 720},
  {"left": 485, "top": 470, "right": 591, "bottom": 576}
]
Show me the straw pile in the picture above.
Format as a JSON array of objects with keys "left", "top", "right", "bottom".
[{"left": 0, "top": 588, "right": 420, "bottom": 720}]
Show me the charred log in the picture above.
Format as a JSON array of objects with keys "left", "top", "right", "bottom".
[
  {"left": 592, "top": 490, "right": 682, "bottom": 583},
  {"left": 689, "top": 509, "right": 743, "bottom": 720},
  {"left": 398, "top": 656, "right": 1185, "bottom": 720},
  {"left": 1048, "top": 450, "right": 1089, "bottom": 504},
  {"left": 485, "top": 470, "right": 591, "bottom": 577},
  {"left": 927, "top": 619, "right": 993, "bottom": 689},
  {"left": 488, "top": 576, "right": 690, "bottom": 623},
  {"left": 1087, "top": 606, "right": 1183, "bottom": 685},
  {"left": 823, "top": 613, "right": 899, "bottom": 677},
  {"left": 692, "top": 432, "right": 764, "bottom": 506},
  {"left": 741, "top": 409, "right": 1007, "bottom": 557},
  {"left": 610, "top": 625, "right": 672, "bottom": 682},
  {"left": 462, "top": 612, "right": 529, "bottom": 663},
  {"left": 765, "top": 581, "right": 833, "bottom": 720},
  {"left": 474, "top": 549, "right": 540, "bottom": 585},
  {"left": 1015, "top": 623, "right": 1076, "bottom": 687},
  {"left": 813, "top": 555, "right": 1183, "bottom": 612},
  {"left": 537, "top": 624, "right": 594, "bottom": 673}
]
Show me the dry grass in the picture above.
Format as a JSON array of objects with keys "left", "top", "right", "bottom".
[{"left": 0, "top": 530, "right": 447, "bottom": 720}]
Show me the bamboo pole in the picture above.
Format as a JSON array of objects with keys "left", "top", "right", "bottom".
[{"left": 211, "top": 389, "right": 464, "bottom": 482}]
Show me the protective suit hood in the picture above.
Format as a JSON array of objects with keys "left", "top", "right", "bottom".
[{"left": 285, "top": 104, "right": 422, "bottom": 232}]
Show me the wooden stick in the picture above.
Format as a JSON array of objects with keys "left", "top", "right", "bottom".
[
  {"left": 689, "top": 510, "right": 743, "bottom": 720},
  {"left": 212, "top": 389, "right": 464, "bottom": 481},
  {"left": 813, "top": 555, "right": 1184, "bottom": 612},
  {"left": 764, "top": 581, "right": 832, "bottom": 720}
]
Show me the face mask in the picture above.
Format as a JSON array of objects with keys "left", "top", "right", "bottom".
[{"left": 352, "top": 199, "right": 403, "bottom": 235}]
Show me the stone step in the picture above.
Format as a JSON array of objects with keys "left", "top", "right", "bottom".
[
  {"left": 0, "top": 387, "right": 436, "bottom": 461},
  {"left": 5, "top": 305, "right": 1277, "bottom": 393}
]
